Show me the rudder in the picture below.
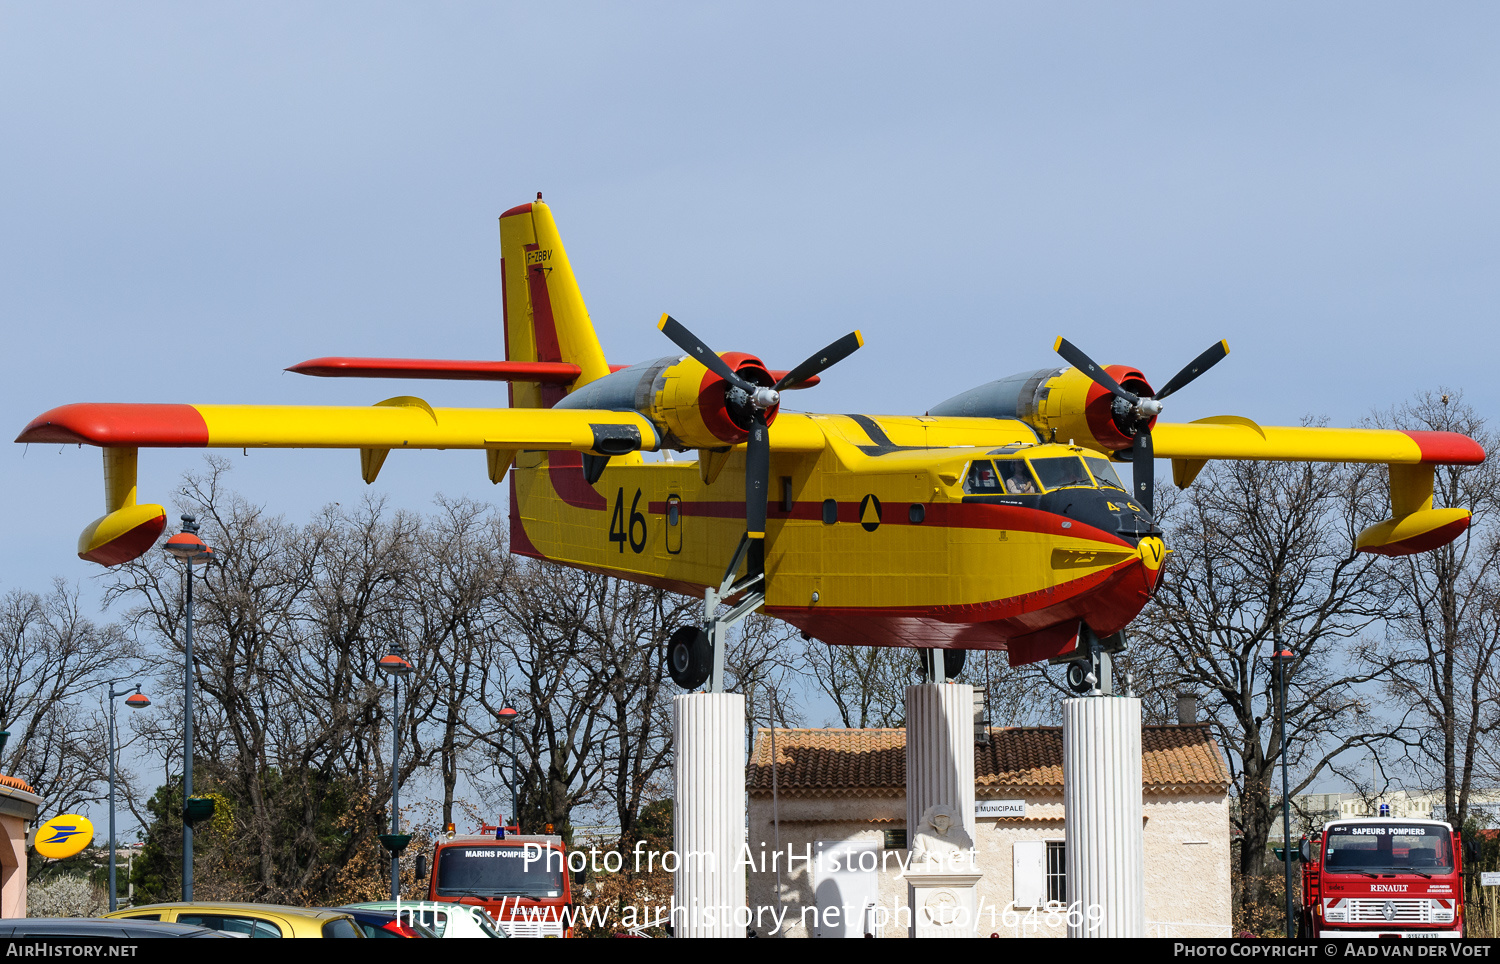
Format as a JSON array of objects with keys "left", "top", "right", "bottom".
[{"left": 499, "top": 199, "right": 611, "bottom": 409}]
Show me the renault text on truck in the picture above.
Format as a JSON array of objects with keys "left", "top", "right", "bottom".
[{"left": 1299, "top": 818, "right": 1465, "bottom": 938}]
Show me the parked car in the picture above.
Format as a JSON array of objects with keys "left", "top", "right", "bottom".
[
  {"left": 325, "top": 907, "right": 439, "bottom": 939},
  {"left": 106, "top": 902, "right": 363, "bottom": 938},
  {"left": 0, "top": 918, "right": 230, "bottom": 938},
  {"left": 344, "top": 901, "right": 509, "bottom": 938}
]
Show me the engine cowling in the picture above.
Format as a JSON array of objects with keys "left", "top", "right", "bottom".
[
  {"left": 928, "top": 364, "right": 1156, "bottom": 452},
  {"left": 557, "top": 351, "right": 778, "bottom": 450}
]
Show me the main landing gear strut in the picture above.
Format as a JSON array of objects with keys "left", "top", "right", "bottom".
[{"left": 666, "top": 534, "right": 766, "bottom": 692}]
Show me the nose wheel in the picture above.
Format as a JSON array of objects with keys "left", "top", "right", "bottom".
[{"left": 1052, "top": 623, "right": 1128, "bottom": 696}]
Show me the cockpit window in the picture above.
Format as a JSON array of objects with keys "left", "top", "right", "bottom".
[
  {"left": 1028, "top": 456, "right": 1094, "bottom": 491},
  {"left": 965, "top": 461, "right": 1001, "bottom": 493},
  {"left": 996, "top": 460, "right": 1038, "bottom": 494},
  {"left": 1084, "top": 457, "right": 1126, "bottom": 491},
  {"left": 965, "top": 460, "right": 1039, "bottom": 495}
]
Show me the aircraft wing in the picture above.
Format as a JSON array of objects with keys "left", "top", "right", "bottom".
[
  {"left": 1150, "top": 416, "right": 1484, "bottom": 467},
  {"left": 16, "top": 399, "right": 673, "bottom": 566},
  {"left": 1149, "top": 416, "right": 1483, "bottom": 556},
  {"left": 17, "top": 400, "right": 660, "bottom": 453}
]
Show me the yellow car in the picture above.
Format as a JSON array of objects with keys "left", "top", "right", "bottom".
[{"left": 106, "top": 902, "right": 364, "bottom": 938}]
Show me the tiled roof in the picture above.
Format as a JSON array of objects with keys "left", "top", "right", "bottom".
[
  {"left": 747, "top": 725, "right": 1229, "bottom": 797},
  {"left": 0, "top": 774, "right": 35, "bottom": 793}
]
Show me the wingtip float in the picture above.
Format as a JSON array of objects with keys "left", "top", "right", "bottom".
[{"left": 15, "top": 198, "right": 1487, "bottom": 677}]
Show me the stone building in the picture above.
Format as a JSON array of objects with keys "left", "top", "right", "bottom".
[
  {"left": 746, "top": 724, "right": 1231, "bottom": 938},
  {"left": 0, "top": 773, "right": 41, "bottom": 918}
]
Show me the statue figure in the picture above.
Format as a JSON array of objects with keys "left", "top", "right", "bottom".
[{"left": 909, "top": 804, "right": 974, "bottom": 869}]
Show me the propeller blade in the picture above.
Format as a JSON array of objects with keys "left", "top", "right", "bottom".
[
  {"left": 745, "top": 411, "right": 771, "bottom": 539},
  {"left": 1153, "top": 340, "right": 1230, "bottom": 401},
  {"left": 1132, "top": 431, "right": 1155, "bottom": 516},
  {"left": 1054, "top": 337, "right": 1139, "bottom": 404},
  {"left": 774, "top": 331, "right": 864, "bottom": 391},
  {"left": 658, "top": 314, "right": 755, "bottom": 392}
]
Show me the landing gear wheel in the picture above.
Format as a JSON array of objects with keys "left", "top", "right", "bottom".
[
  {"left": 918, "top": 648, "right": 967, "bottom": 681},
  {"left": 1065, "top": 661, "right": 1095, "bottom": 694},
  {"left": 666, "top": 625, "right": 713, "bottom": 690}
]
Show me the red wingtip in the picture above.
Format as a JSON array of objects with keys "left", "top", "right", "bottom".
[
  {"left": 18, "top": 404, "right": 209, "bottom": 447},
  {"left": 1403, "top": 431, "right": 1486, "bottom": 465}
]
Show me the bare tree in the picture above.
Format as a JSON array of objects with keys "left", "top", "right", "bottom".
[
  {"left": 1137, "top": 456, "right": 1394, "bottom": 878},
  {"left": 1361, "top": 392, "right": 1500, "bottom": 826},
  {"left": 0, "top": 581, "right": 140, "bottom": 816},
  {"left": 802, "top": 641, "right": 921, "bottom": 728},
  {"left": 107, "top": 461, "right": 418, "bottom": 901},
  {"left": 397, "top": 496, "right": 506, "bottom": 827}
]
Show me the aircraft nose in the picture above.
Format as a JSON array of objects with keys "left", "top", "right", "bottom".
[{"left": 1137, "top": 536, "right": 1167, "bottom": 589}]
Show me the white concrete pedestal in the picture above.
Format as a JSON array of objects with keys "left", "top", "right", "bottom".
[
  {"left": 904, "top": 683, "right": 982, "bottom": 937},
  {"left": 1062, "top": 696, "right": 1144, "bottom": 938},
  {"left": 672, "top": 692, "right": 746, "bottom": 938},
  {"left": 905, "top": 869, "right": 984, "bottom": 938}
]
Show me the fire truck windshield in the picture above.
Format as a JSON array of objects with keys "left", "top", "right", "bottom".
[
  {"left": 435, "top": 846, "right": 566, "bottom": 898},
  {"left": 1322, "top": 824, "right": 1453, "bottom": 875}
]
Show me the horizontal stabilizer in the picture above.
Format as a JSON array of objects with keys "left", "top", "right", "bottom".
[{"left": 288, "top": 357, "right": 583, "bottom": 383}]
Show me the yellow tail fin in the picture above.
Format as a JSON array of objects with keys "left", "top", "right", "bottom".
[{"left": 499, "top": 199, "right": 611, "bottom": 409}]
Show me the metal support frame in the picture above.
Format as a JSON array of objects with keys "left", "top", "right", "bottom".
[
  {"left": 701, "top": 535, "right": 766, "bottom": 693},
  {"left": 1049, "top": 623, "right": 1127, "bottom": 696}
]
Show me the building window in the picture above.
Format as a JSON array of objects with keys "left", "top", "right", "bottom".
[{"left": 1046, "top": 841, "right": 1066, "bottom": 904}]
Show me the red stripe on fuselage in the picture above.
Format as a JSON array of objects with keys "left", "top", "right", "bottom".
[
  {"left": 509, "top": 470, "right": 545, "bottom": 559},
  {"left": 16, "top": 403, "right": 210, "bottom": 447},
  {"left": 546, "top": 452, "right": 609, "bottom": 510},
  {"left": 645, "top": 498, "right": 1128, "bottom": 545}
]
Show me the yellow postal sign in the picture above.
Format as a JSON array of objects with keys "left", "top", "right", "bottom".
[{"left": 34, "top": 814, "right": 94, "bottom": 859}]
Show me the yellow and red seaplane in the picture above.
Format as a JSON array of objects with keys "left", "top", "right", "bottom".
[{"left": 18, "top": 198, "right": 1483, "bottom": 689}]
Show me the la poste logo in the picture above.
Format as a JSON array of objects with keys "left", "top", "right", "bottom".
[{"left": 34, "top": 814, "right": 94, "bottom": 859}]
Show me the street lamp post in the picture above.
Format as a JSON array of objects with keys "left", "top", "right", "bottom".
[
  {"left": 1272, "top": 646, "right": 1295, "bottom": 939},
  {"left": 496, "top": 707, "right": 519, "bottom": 827},
  {"left": 377, "top": 643, "right": 413, "bottom": 900},
  {"left": 105, "top": 683, "right": 151, "bottom": 912},
  {"left": 164, "top": 515, "right": 213, "bottom": 902}
]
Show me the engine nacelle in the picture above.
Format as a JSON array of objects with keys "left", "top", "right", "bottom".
[
  {"left": 557, "top": 352, "right": 778, "bottom": 450},
  {"left": 929, "top": 364, "right": 1156, "bottom": 452}
]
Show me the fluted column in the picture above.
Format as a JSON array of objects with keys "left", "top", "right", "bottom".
[
  {"left": 1062, "top": 696, "right": 1144, "bottom": 938},
  {"left": 905, "top": 683, "right": 980, "bottom": 937},
  {"left": 673, "top": 692, "right": 746, "bottom": 938},
  {"left": 905, "top": 683, "right": 977, "bottom": 842}
]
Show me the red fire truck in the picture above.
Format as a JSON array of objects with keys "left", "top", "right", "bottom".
[
  {"left": 1298, "top": 817, "right": 1468, "bottom": 938},
  {"left": 421, "top": 821, "right": 579, "bottom": 938}
]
